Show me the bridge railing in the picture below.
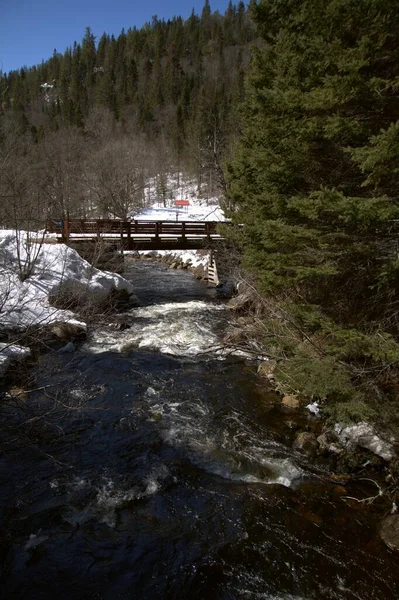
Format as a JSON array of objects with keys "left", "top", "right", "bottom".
[{"left": 46, "top": 219, "right": 219, "bottom": 241}]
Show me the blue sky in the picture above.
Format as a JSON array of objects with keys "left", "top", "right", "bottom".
[{"left": 0, "top": 0, "right": 238, "bottom": 74}]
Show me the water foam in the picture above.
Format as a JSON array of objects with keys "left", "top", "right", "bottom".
[
  {"left": 62, "top": 467, "right": 169, "bottom": 528},
  {"left": 144, "top": 392, "right": 302, "bottom": 488},
  {"left": 85, "top": 300, "right": 226, "bottom": 357}
]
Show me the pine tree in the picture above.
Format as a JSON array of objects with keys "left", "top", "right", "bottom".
[
  {"left": 229, "top": 0, "right": 399, "bottom": 301},
  {"left": 227, "top": 0, "right": 399, "bottom": 415}
]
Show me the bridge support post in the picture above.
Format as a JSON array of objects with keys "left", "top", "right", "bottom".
[
  {"left": 127, "top": 222, "right": 131, "bottom": 249},
  {"left": 208, "top": 251, "right": 220, "bottom": 285},
  {"left": 62, "top": 212, "right": 70, "bottom": 243}
]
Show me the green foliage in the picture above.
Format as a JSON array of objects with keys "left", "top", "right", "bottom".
[
  {"left": 227, "top": 0, "right": 399, "bottom": 421},
  {"left": 323, "top": 399, "right": 377, "bottom": 426},
  {"left": 276, "top": 356, "right": 357, "bottom": 402}
]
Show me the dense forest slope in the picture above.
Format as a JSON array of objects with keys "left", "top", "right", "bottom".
[
  {"left": 0, "top": 1, "right": 255, "bottom": 225},
  {"left": 228, "top": 0, "right": 399, "bottom": 432}
]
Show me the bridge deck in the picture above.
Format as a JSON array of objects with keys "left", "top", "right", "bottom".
[{"left": 47, "top": 219, "right": 224, "bottom": 251}]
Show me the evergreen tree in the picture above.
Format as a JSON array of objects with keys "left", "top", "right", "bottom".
[
  {"left": 228, "top": 0, "right": 399, "bottom": 417},
  {"left": 1, "top": 2, "right": 257, "bottom": 197}
]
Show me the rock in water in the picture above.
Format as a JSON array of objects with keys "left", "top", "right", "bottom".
[
  {"left": 293, "top": 432, "right": 318, "bottom": 457},
  {"left": 380, "top": 515, "right": 399, "bottom": 550},
  {"left": 282, "top": 395, "right": 300, "bottom": 409},
  {"left": 317, "top": 431, "right": 343, "bottom": 456},
  {"left": 58, "top": 342, "right": 75, "bottom": 354},
  {"left": 50, "top": 322, "right": 86, "bottom": 341}
]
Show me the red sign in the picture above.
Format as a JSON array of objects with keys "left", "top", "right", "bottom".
[{"left": 174, "top": 200, "right": 190, "bottom": 207}]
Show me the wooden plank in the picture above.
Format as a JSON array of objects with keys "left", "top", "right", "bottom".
[{"left": 49, "top": 219, "right": 224, "bottom": 250}]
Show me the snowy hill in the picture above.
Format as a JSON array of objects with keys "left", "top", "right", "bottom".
[{"left": 132, "top": 174, "right": 226, "bottom": 222}]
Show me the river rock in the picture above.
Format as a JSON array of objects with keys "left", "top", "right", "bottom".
[
  {"left": 282, "top": 395, "right": 300, "bottom": 409},
  {"left": 58, "top": 342, "right": 75, "bottom": 354},
  {"left": 227, "top": 292, "right": 253, "bottom": 312},
  {"left": 317, "top": 431, "right": 343, "bottom": 455},
  {"left": 293, "top": 432, "right": 319, "bottom": 457},
  {"left": 380, "top": 515, "right": 399, "bottom": 550},
  {"left": 335, "top": 422, "right": 395, "bottom": 462},
  {"left": 50, "top": 321, "right": 86, "bottom": 341}
]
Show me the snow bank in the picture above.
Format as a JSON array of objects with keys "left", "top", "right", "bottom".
[
  {"left": 0, "top": 230, "right": 136, "bottom": 332},
  {"left": 0, "top": 343, "right": 31, "bottom": 378},
  {"left": 335, "top": 422, "right": 396, "bottom": 462}
]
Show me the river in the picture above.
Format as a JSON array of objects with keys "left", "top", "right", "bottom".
[{"left": 0, "top": 260, "right": 398, "bottom": 599}]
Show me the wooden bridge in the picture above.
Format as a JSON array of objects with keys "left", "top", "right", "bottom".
[{"left": 47, "top": 219, "right": 223, "bottom": 251}]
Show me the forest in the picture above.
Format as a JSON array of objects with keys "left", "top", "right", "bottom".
[
  {"left": 2, "top": 0, "right": 399, "bottom": 433},
  {"left": 0, "top": 1, "right": 255, "bottom": 224}
]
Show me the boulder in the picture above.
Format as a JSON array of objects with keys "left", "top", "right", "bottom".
[
  {"left": 282, "top": 395, "right": 301, "bottom": 409},
  {"left": 335, "top": 422, "right": 395, "bottom": 462},
  {"left": 50, "top": 321, "right": 87, "bottom": 341},
  {"left": 227, "top": 292, "right": 253, "bottom": 312},
  {"left": 293, "top": 432, "right": 319, "bottom": 457},
  {"left": 380, "top": 515, "right": 399, "bottom": 551},
  {"left": 58, "top": 342, "right": 75, "bottom": 354},
  {"left": 317, "top": 431, "right": 343, "bottom": 455}
]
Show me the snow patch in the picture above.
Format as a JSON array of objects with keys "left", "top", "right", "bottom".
[
  {"left": 131, "top": 173, "right": 227, "bottom": 223},
  {"left": 335, "top": 422, "right": 396, "bottom": 461},
  {"left": 0, "top": 343, "right": 31, "bottom": 377},
  {"left": 0, "top": 230, "right": 135, "bottom": 332}
]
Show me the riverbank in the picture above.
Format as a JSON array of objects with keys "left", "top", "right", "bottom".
[
  {"left": 224, "top": 285, "right": 399, "bottom": 547},
  {"left": 0, "top": 230, "right": 138, "bottom": 378}
]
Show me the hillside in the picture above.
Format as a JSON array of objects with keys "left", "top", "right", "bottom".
[{"left": 0, "top": 2, "right": 256, "bottom": 227}]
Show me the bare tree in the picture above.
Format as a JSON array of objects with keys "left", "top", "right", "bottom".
[
  {"left": 0, "top": 118, "right": 51, "bottom": 280},
  {"left": 89, "top": 135, "right": 151, "bottom": 219},
  {"left": 84, "top": 105, "right": 115, "bottom": 142},
  {"left": 40, "top": 126, "right": 86, "bottom": 218}
]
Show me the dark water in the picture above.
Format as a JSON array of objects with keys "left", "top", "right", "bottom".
[{"left": 0, "top": 261, "right": 398, "bottom": 599}]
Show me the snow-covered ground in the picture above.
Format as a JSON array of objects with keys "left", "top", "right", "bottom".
[
  {"left": 0, "top": 230, "right": 137, "bottom": 376},
  {"left": 132, "top": 174, "right": 226, "bottom": 223},
  {"left": 0, "top": 230, "right": 135, "bottom": 331}
]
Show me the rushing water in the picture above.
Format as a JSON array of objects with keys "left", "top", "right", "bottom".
[{"left": 0, "top": 260, "right": 398, "bottom": 599}]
